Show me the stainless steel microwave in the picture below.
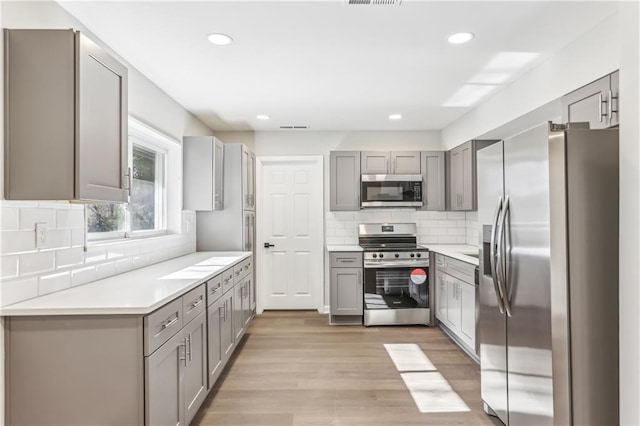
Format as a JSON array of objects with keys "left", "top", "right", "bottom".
[{"left": 360, "top": 175, "right": 423, "bottom": 208}]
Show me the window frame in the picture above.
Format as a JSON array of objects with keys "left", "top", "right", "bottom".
[{"left": 86, "top": 117, "right": 176, "bottom": 243}]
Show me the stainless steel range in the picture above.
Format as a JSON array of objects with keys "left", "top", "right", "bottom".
[{"left": 359, "top": 223, "right": 430, "bottom": 326}]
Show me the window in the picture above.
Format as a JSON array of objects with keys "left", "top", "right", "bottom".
[{"left": 87, "top": 119, "right": 170, "bottom": 241}]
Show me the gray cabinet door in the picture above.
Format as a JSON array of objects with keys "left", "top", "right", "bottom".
[
  {"left": 561, "top": 74, "right": 612, "bottom": 129},
  {"left": 390, "top": 151, "right": 421, "bottom": 174},
  {"left": 361, "top": 151, "right": 390, "bottom": 174},
  {"left": 446, "top": 277, "right": 461, "bottom": 331},
  {"left": 207, "top": 298, "right": 223, "bottom": 389},
  {"left": 459, "top": 281, "right": 476, "bottom": 348},
  {"left": 183, "top": 137, "right": 214, "bottom": 210},
  {"left": 214, "top": 138, "right": 225, "bottom": 209},
  {"left": 145, "top": 329, "right": 185, "bottom": 426},
  {"left": 449, "top": 145, "right": 464, "bottom": 210},
  {"left": 461, "top": 143, "right": 474, "bottom": 210},
  {"left": 436, "top": 270, "right": 447, "bottom": 322},
  {"left": 233, "top": 281, "right": 245, "bottom": 341},
  {"left": 183, "top": 311, "right": 207, "bottom": 426},
  {"left": 421, "top": 151, "right": 445, "bottom": 211},
  {"left": 77, "top": 32, "right": 129, "bottom": 203},
  {"left": 241, "top": 148, "right": 256, "bottom": 211},
  {"left": 330, "top": 267, "right": 363, "bottom": 316},
  {"left": 330, "top": 151, "right": 361, "bottom": 211},
  {"left": 221, "top": 291, "right": 235, "bottom": 364},
  {"left": 243, "top": 279, "right": 252, "bottom": 326}
]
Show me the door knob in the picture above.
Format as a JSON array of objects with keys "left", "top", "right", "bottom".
[{"left": 264, "top": 242, "right": 275, "bottom": 248}]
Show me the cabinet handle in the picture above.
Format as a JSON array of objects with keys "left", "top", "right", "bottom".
[
  {"left": 162, "top": 316, "right": 179, "bottom": 330},
  {"left": 188, "top": 332, "right": 192, "bottom": 362},
  {"left": 608, "top": 89, "right": 618, "bottom": 121},
  {"left": 180, "top": 340, "right": 187, "bottom": 366},
  {"left": 123, "top": 167, "right": 132, "bottom": 195},
  {"left": 599, "top": 93, "right": 608, "bottom": 123},
  {"left": 219, "top": 305, "right": 225, "bottom": 319},
  {"left": 338, "top": 258, "right": 355, "bottom": 263},
  {"left": 211, "top": 283, "right": 222, "bottom": 293},
  {"left": 191, "top": 298, "right": 203, "bottom": 309}
]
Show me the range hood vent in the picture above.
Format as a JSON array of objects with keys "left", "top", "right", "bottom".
[
  {"left": 345, "top": 0, "right": 402, "bottom": 5},
  {"left": 279, "top": 125, "right": 309, "bottom": 129}
]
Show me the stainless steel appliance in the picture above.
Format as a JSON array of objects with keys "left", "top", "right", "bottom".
[
  {"left": 359, "top": 223, "right": 430, "bottom": 326},
  {"left": 478, "top": 122, "right": 619, "bottom": 426},
  {"left": 360, "top": 175, "right": 423, "bottom": 208}
]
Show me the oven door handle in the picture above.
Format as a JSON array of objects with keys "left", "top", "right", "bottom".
[{"left": 364, "top": 262, "right": 429, "bottom": 269}]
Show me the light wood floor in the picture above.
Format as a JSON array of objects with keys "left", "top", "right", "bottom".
[{"left": 192, "top": 311, "right": 502, "bottom": 426}]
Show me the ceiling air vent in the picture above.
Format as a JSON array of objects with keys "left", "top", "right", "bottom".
[
  {"left": 345, "top": 0, "right": 402, "bottom": 5},
  {"left": 279, "top": 125, "right": 309, "bottom": 129}
]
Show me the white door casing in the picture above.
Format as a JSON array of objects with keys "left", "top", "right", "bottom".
[{"left": 257, "top": 156, "right": 324, "bottom": 312}]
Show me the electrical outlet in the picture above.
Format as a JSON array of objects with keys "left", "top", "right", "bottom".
[{"left": 35, "top": 222, "right": 48, "bottom": 249}]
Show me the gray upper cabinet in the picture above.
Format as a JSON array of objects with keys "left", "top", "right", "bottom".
[
  {"left": 183, "top": 136, "right": 224, "bottom": 211},
  {"left": 4, "top": 29, "right": 128, "bottom": 203},
  {"left": 390, "top": 151, "right": 421, "bottom": 174},
  {"left": 361, "top": 151, "right": 421, "bottom": 174},
  {"left": 562, "top": 71, "right": 619, "bottom": 129},
  {"left": 361, "top": 151, "right": 390, "bottom": 174},
  {"left": 420, "top": 151, "right": 446, "bottom": 211},
  {"left": 330, "top": 151, "right": 361, "bottom": 211},
  {"left": 242, "top": 148, "right": 256, "bottom": 211},
  {"left": 448, "top": 140, "right": 497, "bottom": 211}
]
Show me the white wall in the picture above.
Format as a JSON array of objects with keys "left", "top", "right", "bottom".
[{"left": 441, "top": 13, "right": 620, "bottom": 148}]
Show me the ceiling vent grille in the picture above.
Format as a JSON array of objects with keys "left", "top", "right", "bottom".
[
  {"left": 279, "top": 125, "right": 309, "bottom": 129},
  {"left": 345, "top": 0, "right": 402, "bottom": 5}
]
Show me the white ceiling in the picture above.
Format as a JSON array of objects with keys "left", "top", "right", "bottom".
[{"left": 58, "top": 1, "right": 618, "bottom": 132}]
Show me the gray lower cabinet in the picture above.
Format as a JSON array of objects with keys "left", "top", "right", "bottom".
[
  {"left": 329, "top": 252, "right": 363, "bottom": 322},
  {"left": 421, "top": 151, "right": 446, "bottom": 211},
  {"left": 330, "top": 151, "right": 361, "bottom": 211},
  {"left": 4, "top": 256, "right": 254, "bottom": 426},
  {"left": 434, "top": 254, "right": 477, "bottom": 356},
  {"left": 146, "top": 310, "right": 207, "bottom": 426},
  {"left": 4, "top": 29, "right": 129, "bottom": 203},
  {"left": 562, "top": 70, "right": 619, "bottom": 129}
]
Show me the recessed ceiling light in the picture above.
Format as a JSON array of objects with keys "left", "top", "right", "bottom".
[
  {"left": 256, "top": 115, "right": 270, "bottom": 120},
  {"left": 207, "top": 33, "right": 233, "bottom": 46},
  {"left": 389, "top": 114, "right": 403, "bottom": 120},
  {"left": 448, "top": 32, "right": 474, "bottom": 44}
]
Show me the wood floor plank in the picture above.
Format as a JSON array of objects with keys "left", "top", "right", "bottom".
[{"left": 192, "top": 311, "right": 501, "bottom": 426}]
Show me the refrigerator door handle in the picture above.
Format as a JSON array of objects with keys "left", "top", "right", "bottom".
[
  {"left": 490, "top": 196, "right": 505, "bottom": 314},
  {"left": 497, "top": 196, "right": 513, "bottom": 317}
]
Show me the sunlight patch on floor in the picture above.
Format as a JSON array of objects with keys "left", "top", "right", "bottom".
[{"left": 383, "top": 343, "right": 437, "bottom": 372}]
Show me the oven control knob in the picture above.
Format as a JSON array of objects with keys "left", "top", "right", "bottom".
[
  {"left": 410, "top": 253, "right": 415, "bottom": 258},
  {"left": 372, "top": 254, "right": 377, "bottom": 258},
  {"left": 395, "top": 253, "right": 399, "bottom": 258},
  {"left": 417, "top": 253, "right": 421, "bottom": 258},
  {"left": 379, "top": 253, "right": 384, "bottom": 258}
]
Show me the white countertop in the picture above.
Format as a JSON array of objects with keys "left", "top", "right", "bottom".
[
  {"left": 326, "top": 245, "right": 364, "bottom": 252},
  {"left": 424, "top": 244, "right": 479, "bottom": 266},
  {"left": 0, "top": 251, "right": 252, "bottom": 317}
]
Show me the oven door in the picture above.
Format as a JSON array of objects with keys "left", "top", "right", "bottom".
[
  {"left": 363, "top": 265, "right": 429, "bottom": 310},
  {"left": 360, "top": 175, "right": 423, "bottom": 208}
]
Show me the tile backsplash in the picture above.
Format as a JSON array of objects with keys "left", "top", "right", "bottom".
[
  {"left": 326, "top": 210, "right": 479, "bottom": 247},
  {"left": 0, "top": 201, "right": 196, "bottom": 307}
]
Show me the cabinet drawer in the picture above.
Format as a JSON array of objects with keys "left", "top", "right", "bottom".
[
  {"left": 444, "top": 257, "right": 475, "bottom": 284},
  {"left": 330, "top": 252, "right": 363, "bottom": 268},
  {"left": 144, "top": 298, "right": 183, "bottom": 356},
  {"left": 233, "top": 258, "right": 252, "bottom": 283},
  {"left": 221, "top": 268, "right": 235, "bottom": 294},
  {"left": 207, "top": 274, "right": 224, "bottom": 306},
  {"left": 183, "top": 285, "right": 206, "bottom": 326}
]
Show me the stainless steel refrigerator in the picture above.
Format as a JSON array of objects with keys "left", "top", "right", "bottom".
[{"left": 478, "top": 122, "right": 619, "bottom": 426}]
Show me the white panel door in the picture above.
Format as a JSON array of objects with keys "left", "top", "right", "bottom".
[{"left": 258, "top": 156, "right": 324, "bottom": 310}]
